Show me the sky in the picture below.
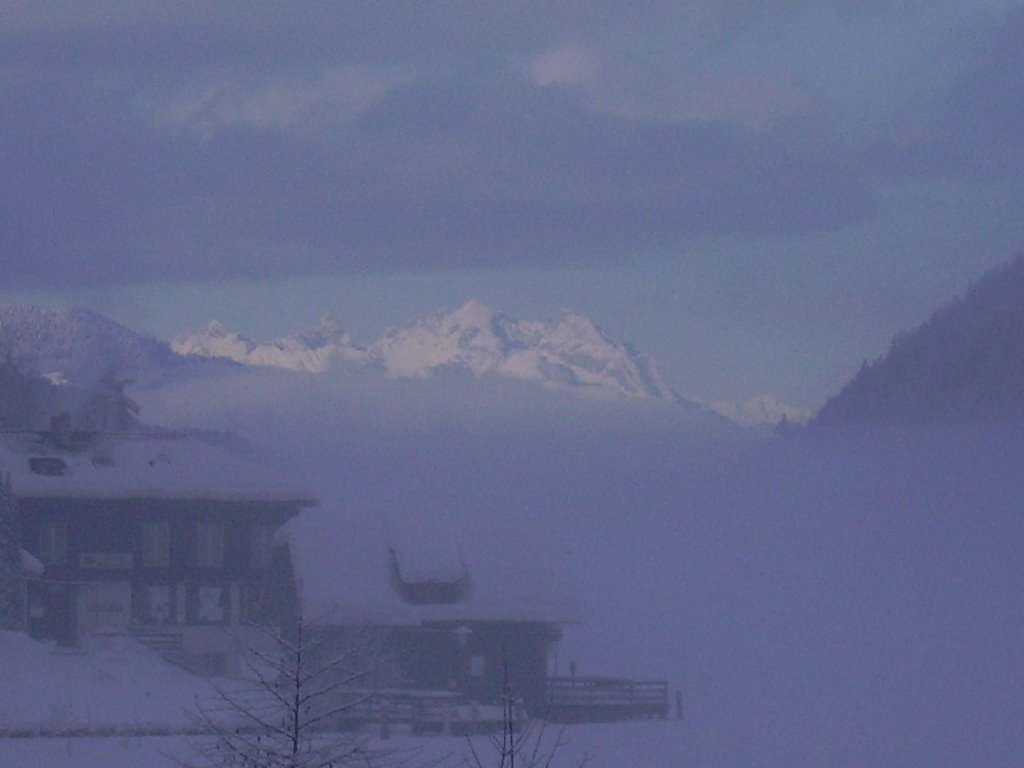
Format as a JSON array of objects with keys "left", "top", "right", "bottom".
[{"left": 2, "top": 1, "right": 1024, "bottom": 409}]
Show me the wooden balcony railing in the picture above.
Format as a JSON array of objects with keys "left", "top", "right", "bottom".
[{"left": 545, "top": 676, "right": 669, "bottom": 722}]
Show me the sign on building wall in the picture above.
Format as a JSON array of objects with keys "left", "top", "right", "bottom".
[{"left": 79, "top": 552, "right": 134, "bottom": 570}]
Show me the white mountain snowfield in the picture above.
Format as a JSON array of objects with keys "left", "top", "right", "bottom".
[
  {"left": 172, "top": 300, "right": 805, "bottom": 425},
  {"left": 172, "top": 316, "right": 366, "bottom": 374},
  {"left": 0, "top": 301, "right": 807, "bottom": 427},
  {"left": 703, "top": 394, "right": 812, "bottom": 428},
  {"left": 367, "top": 300, "right": 682, "bottom": 401},
  {"left": 173, "top": 300, "right": 680, "bottom": 402}
]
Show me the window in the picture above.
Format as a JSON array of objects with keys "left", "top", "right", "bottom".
[
  {"left": 250, "top": 525, "right": 276, "bottom": 569},
  {"left": 29, "top": 457, "right": 67, "bottom": 476},
  {"left": 470, "top": 655, "right": 486, "bottom": 678},
  {"left": 196, "top": 523, "right": 225, "bottom": 568},
  {"left": 39, "top": 521, "right": 68, "bottom": 566},
  {"left": 141, "top": 585, "right": 175, "bottom": 625},
  {"left": 142, "top": 522, "right": 170, "bottom": 568},
  {"left": 240, "top": 584, "right": 265, "bottom": 623},
  {"left": 196, "top": 586, "right": 226, "bottom": 623}
]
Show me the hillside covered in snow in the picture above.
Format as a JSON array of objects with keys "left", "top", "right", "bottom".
[{"left": 0, "top": 306, "right": 180, "bottom": 388}]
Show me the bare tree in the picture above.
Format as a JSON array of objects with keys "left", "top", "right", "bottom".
[
  {"left": 461, "top": 663, "right": 591, "bottom": 768},
  {"left": 188, "top": 616, "right": 397, "bottom": 768}
]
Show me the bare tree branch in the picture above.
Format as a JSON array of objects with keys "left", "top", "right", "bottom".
[{"left": 184, "top": 614, "right": 404, "bottom": 768}]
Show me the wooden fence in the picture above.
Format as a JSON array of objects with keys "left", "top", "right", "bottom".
[{"left": 545, "top": 676, "right": 669, "bottom": 722}]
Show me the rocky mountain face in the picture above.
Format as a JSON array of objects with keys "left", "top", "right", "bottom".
[
  {"left": 172, "top": 316, "right": 365, "bottom": 374},
  {"left": 366, "top": 300, "right": 686, "bottom": 403},
  {"left": 0, "top": 302, "right": 810, "bottom": 427},
  {"left": 175, "top": 300, "right": 690, "bottom": 405},
  {"left": 814, "top": 254, "right": 1024, "bottom": 426}
]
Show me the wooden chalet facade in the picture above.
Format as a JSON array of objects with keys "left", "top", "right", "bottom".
[
  {"left": 313, "top": 616, "right": 562, "bottom": 719},
  {"left": 3, "top": 430, "right": 313, "bottom": 675},
  {"left": 283, "top": 514, "right": 670, "bottom": 725},
  {"left": 281, "top": 509, "right": 580, "bottom": 720},
  {"left": 3, "top": 427, "right": 669, "bottom": 723}
]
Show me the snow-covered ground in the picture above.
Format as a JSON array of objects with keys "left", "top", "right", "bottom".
[
  {"left": 0, "top": 630, "right": 691, "bottom": 767},
  {"left": 0, "top": 721, "right": 691, "bottom": 768},
  {"left": 0, "top": 631, "right": 220, "bottom": 733}
]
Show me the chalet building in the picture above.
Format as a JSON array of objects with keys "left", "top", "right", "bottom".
[
  {"left": 1, "top": 429, "right": 314, "bottom": 675},
  {"left": 1, "top": 427, "right": 668, "bottom": 722},
  {"left": 279, "top": 506, "right": 579, "bottom": 718}
]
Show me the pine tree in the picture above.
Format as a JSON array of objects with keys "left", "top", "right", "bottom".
[
  {"left": 0, "top": 355, "right": 44, "bottom": 429},
  {"left": 80, "top": 366, "right": 141, "bottom": 432}
]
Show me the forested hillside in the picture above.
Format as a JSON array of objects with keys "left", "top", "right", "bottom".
[{"left": 815, "top": 255, "right": 1024, "bottom": 425}]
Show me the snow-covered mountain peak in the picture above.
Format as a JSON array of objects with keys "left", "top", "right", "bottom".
[
  {"left": 368, "top": 301, "right": 517, "bottom": 378},
  {"left": 531, "top": 311, "right": 622, "bottom": 357},
  {"left": 546, "top": 309, "right": 604, "bottom": 337},
  {"left": 172, "top": 322, "right": 258, "bottom": 360},
  {"left": 293, "top": 315, "right": 350, "bottom": 349},
  {"left": 704, "top": 395, "right": 813, "bottom": 429},
  {"left": 173, "top": 317, "right": 364, "bottom": 373},
  {"left": 412, "top": 301, "right": 512, "bottom": 350},
  {"left": 366, "top": 302, "right": 686, "bottom": 403},
  {"left": 445, "top": 299, "right": 499, "bottom": 329},
  {"left": 171, "top": 302, "right": 690, "bottom": 405}
]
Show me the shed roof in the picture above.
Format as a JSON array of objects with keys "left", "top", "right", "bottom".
[{"left": 284, "top": 504, "right": 579, "bottom": 627}]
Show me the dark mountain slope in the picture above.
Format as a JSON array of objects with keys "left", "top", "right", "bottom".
[{"left": 815, "top": 254, "right": 1024, "bottom": 425}]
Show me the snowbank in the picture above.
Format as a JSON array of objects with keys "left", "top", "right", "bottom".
[{"left": 0, "top": 631, "right": 215, "bottom": 732}]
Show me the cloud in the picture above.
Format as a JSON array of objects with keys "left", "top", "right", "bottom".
[
  {"left": 682, "top": 70, "right": 814, "bottom": 128},
  {"left": 0, "top": 63, "right": 873, "bottom": 290},
  {"left": 872, "top": 8, "right": 1024, "bottom": 178},
  {"left": 942, "top": 8, "right": 1024, "bottom": 170},
  {"left": 528, "top": 40, "right": 813, "bottom": 129},
  {"left": 151, "top": 67, "right": 410, "bottom": 140},
  {"left": 530, "top": 43, "right": 603, "bottom": 87},
  {"left": 2, "top": 1, "right": 1009, "bottom": 292}
]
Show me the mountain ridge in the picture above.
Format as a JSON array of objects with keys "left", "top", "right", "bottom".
[
  {"left": 0, "top": 306, "right": 178, "bottom": 387},
  {"left": 172, "top": 316, "right": 365, "bottom": 374},
  {"left": 813, "top": 254, "right": 1024, "bottom": 426},
  {"left": 173, "top": 300, "right": 691, "bottom": 405},
  {"left": 0, "top": 302, "right": 806, "bottom": 427},
  {"left": 361, "top": 300, "right": 686, "bottom": 404}
]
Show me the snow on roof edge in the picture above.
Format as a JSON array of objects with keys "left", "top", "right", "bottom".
[{"left": 0, "top": 430, "right": 317, "bottom": 504}]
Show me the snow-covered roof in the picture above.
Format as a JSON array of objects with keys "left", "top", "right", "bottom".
[
  {"left": 0, "top": 431, "right": 315, "bottom": 504},
  {"left": 284, "top": 504, "right": 579, "bottom": 627}
]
